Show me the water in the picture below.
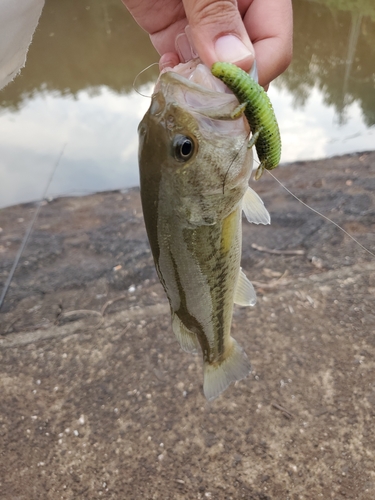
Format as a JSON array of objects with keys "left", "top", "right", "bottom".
[{"left": 0, "top": 0, "right": 374, "bottom": 209}]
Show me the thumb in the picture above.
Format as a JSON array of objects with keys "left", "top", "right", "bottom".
[{"left": 182, "top": 0, "right": 254, "bottom": 71}]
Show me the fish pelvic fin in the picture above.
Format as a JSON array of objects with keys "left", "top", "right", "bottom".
[
  {"left": 234, "top": 268, "right": 257, "bottom": 307},
  {"left": 172, "top": 314, "right": 199, "bottom": 354},
  {"left": 203, "top": 338, "right": 251, "bottom": 401},
  {"left": 242, "top": 186, "right": 270, "bottom": 225}
]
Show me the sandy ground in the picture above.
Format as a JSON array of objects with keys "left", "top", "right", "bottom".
[{"left": 0, "top": 152, "right": 375, "bottom": 499}]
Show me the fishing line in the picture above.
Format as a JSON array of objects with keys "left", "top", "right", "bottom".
[
  {"left": 264, "top": 168, "right": 375, "bottom": 259},
  {"left": 0, "top": 143, "right": 67, "bottom": 311},
  {"left": 132, "top": 62, "right": 159, "bottom": 98},
  {"left": 222, "top": 132, "right": 251, "bottom": 194}
]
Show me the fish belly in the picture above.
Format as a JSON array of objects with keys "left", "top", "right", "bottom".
[{"left": 157, "top": 206, "right": 251, "bottom": 400}]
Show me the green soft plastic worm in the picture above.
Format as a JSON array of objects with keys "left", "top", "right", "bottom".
[{"left": 211, "top": 62, "right": 281, "bottom": 180}]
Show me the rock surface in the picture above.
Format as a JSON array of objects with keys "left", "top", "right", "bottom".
[{"left": 0, "top": 152, "right": 375, "bottom": 499}]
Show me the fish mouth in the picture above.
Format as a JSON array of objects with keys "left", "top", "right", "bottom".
[
  {"left": 155, "top": 60, "right": 243, "bottom": 117},
  {"left": 157, "top": 59, "right": 229, "bottom": 94}
]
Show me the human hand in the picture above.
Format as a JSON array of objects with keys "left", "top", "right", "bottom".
[{"left": 122, "top": 0, "right": 293, "bottom": 88}]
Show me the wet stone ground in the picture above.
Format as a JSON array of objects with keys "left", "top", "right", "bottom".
[{"left": 0, "top": 152, "right": 375, "bottom": 499}]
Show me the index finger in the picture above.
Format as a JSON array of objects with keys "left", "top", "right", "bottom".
[{"left": 241, "top": 0, "right": 293, "bottom": 86}]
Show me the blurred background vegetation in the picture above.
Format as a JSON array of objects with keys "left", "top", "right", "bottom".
[
  {"left": 1, "top": 0, "right": 374, "bottom": 124},
  {"left": 0, "top": 0, "right": 158, "bottom": 110},
  {"left": 276, "top": 0, "right": 375, "bottom": 126}
]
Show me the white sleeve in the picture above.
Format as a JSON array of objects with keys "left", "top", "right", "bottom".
[{"left": 0, "top": 0, "right": 44, "bottom": 91}]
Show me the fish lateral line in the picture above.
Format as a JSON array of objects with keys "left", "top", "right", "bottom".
[
  {"left": 263, "top": 168, "right": 375, "bottom": 259},
  {"left": 132, "top": 62, "right": 159, "bottom": 98}
]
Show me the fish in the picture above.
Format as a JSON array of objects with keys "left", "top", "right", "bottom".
[
  {"left": 211, "top": 62, "right": 281, "bottom": 180},
  {"left": 138, "top": 60, "right": 270, "bottom": 401}
]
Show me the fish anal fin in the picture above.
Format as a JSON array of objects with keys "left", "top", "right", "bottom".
[
  {"left": 172, "top": 314, "right": 199, "bottom": 354},
  {"left": 242, "top": 186, "right": 270, "bottom": 225},
  {"left": 234, "top": 268, "right": 257, "bottom": 307},
  {"left": 203, "top": 338, "right": 251, "bottom": 401}
]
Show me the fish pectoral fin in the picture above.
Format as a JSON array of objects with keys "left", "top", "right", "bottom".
[
  {"left": 172, "top": 314, "right": 199, "bottom": 354},
  {"left": 203, "top": 338, "right": 251, "bottom": 401},
  {"left": 242, "top": 186, "right": 270, "bottom": 225},
  {"left": 234, "top": 268, "right": 257, "bottom": 307}
]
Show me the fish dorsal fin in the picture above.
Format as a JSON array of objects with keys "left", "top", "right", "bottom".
[
  {"left": 234, "top": 268, "right": 257, "bottom": 307},
  {"left": 172, "top": 314, "right": 199, "bottom": 354},
  {"left": 242, "top": 187, "right": 270, "bottom": 225}
]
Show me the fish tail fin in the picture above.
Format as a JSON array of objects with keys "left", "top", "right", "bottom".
[{"left": 203, "top": 338, "right": 251, "bottom": 401}]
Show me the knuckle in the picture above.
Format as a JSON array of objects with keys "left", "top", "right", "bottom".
[{"left": 190, "top": 0, "right": 238, "bottom": 26}]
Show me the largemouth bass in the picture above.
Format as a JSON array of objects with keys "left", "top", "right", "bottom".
[{"left": 138, "top": 60, "right": 270, "bottom": 401}]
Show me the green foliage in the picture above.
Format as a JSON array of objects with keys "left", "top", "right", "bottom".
[
  {"left": 276, "top": 0, "right": 375, "bottom": 126},
  {"left": 0, "top": 0, "right": 158, "bottom": 110},
  {"left": 1, "top": 0, "right": 375, "bottom": 129},
  {"left": 315, "top": 0, "right": 375, "bottom": 19}
]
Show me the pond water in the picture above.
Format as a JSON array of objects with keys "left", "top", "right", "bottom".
[{"left": 0, "top": 0, "right": 374, "bottom": 209}]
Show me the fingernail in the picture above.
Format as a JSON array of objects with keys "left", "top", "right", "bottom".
[{"left": 214, "top": 35, "right": 253, "bottom": 64}]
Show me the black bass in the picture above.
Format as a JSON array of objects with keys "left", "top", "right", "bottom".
[{"left": 138, "top": 61, "right": 270, "bottom": 401}]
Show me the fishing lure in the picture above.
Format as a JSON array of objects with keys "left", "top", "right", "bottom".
[{"left": 211, "top": 62, "right": 281, "bottom": 180}]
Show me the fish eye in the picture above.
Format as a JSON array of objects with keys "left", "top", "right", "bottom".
[{"left": 173, "top": 135, "right": 195, "bottom": 162}]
